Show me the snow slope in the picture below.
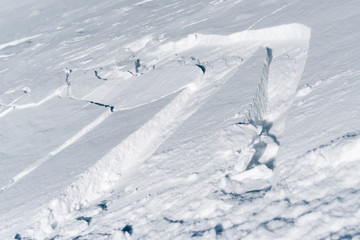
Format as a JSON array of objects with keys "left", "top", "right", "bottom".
[{"left": 0, "top": 0, "right": 359, "bottom": 239}]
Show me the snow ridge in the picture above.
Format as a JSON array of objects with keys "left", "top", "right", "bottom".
[
  {"left": 245, "top": 47, "right": 272, "bottom": 125},
  {"left": 219, "top": 25, "right": 311, "bottom": 196}
]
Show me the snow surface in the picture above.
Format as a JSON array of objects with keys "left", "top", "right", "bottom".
[{"left": 0, "top": 0, "right": 359, "bottom": 239}]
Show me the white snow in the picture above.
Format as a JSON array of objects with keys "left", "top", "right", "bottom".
[{"left": 0, "top": 0, "right": 359, "bottom": 239}]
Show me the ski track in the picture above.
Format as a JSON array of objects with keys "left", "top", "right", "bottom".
[{"left": 22, "top": 23, "right": 311, "bottom": 239}]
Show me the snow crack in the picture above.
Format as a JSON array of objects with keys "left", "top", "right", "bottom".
[
  {"left": 94, "top": 70, "right": 108, "bottom": 81},
  {"left": 163, "top": 216, "right": 184, "bottom": 224},
  {"left": 88, "top": 100, "right": 114, "bottom": 112},
  {"left": 195, "top": 64, "right": 206, "bottom": 74}
]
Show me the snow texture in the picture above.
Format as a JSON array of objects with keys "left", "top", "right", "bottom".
[{"left": 0, "top": 0, "right": 359, "bottom": 239}]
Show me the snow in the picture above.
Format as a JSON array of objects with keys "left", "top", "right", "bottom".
[
  {"left": 1, "top": 0, "right": 360, "bottom": 239},
  {"left": 0, "top": 34, "right": 42, "bottom": 51},
  {"left": 71, "top": 65, "right": 203, "bottom": 110}
]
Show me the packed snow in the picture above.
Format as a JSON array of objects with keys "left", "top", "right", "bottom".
[{"left": 0, "top": 0, "right": 359, "bottom": 239}]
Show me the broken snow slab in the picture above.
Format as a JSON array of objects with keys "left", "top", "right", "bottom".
[
  {"left": 158, "top": 47, "right": 266, "bottom": 153},
  {"left": 71, "top": 65, "right": 203, "bottom": 110}
]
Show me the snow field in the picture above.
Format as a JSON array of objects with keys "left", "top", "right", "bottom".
[{"left": 1, "top": 0, "right": 359, "bottom": 239}]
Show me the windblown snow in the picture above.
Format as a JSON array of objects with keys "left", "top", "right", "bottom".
[{"left": 0, "top": 0, "right": 359, "bottom": 239}]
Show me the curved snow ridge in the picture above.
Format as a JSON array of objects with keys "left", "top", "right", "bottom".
[
  {"left": 150, "top": 24, "right": 310, "bottom": 62},
  {"left": 147, "top": 24, "right": 311, "bottom": 129},
  {"left": 26, "top": 81, "right": 204, "bottom": 238}
]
